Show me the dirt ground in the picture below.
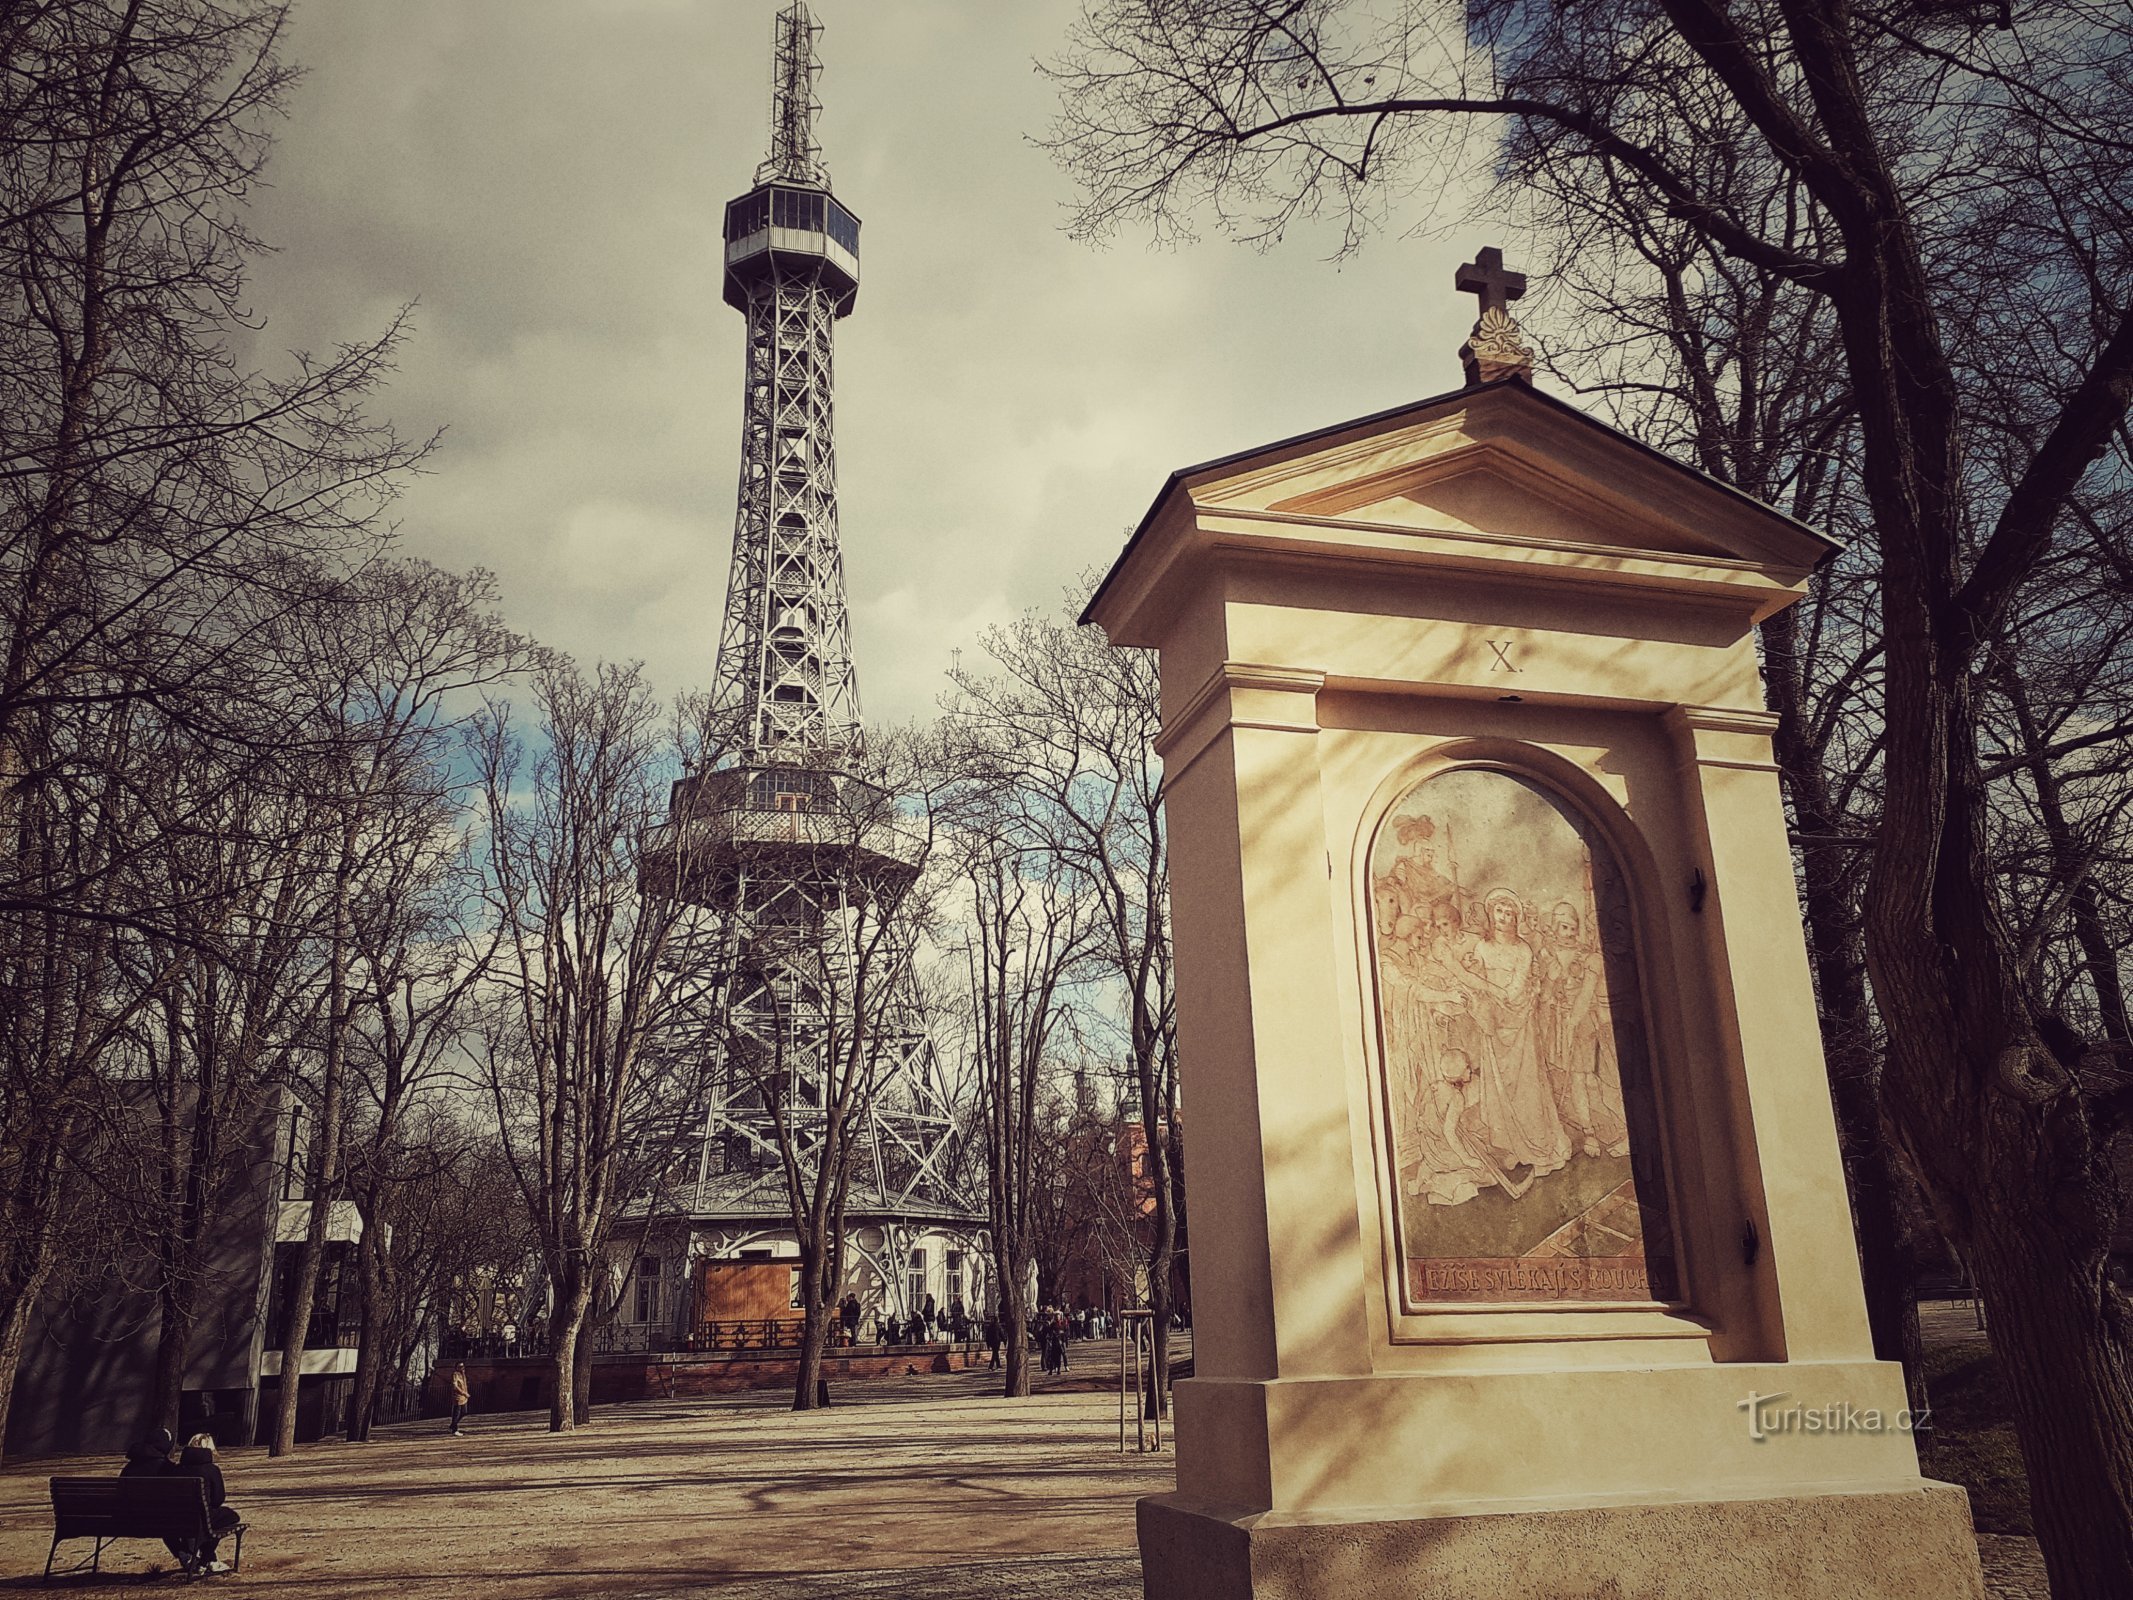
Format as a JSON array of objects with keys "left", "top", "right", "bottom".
[
  {"left": 4, "top": 1362, "right": 1170, "bottom": 1598},
  {"left": 2, "top": 1323, "right": 2046, "bottom": 1598}
]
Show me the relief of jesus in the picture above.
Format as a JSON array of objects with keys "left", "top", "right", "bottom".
[{"left": 1369, "top": 766, "right": 1678, "bottom": 1306}]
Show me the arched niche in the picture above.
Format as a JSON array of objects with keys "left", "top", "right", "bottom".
[{"left": 1366, "top": 763, "right": 1679, "bottom": 1310}]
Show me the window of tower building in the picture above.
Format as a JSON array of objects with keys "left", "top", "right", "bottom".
[
  {"left": 770, "top": 188, "right": 827, "bottom": 231},
  {"left": 906, "top": 1248, "right": 927, "bottom": 1311},
  {"left": 730, "top": 192, "right": 769, "bottom": 237},
  {"left": 827, "top": 203, "right": 859, "bottom": 253},
  {"left": 753, "top": 770, "right": 823, "bottom": 808},
  {"left": 635, "top": 1255, "right": 662, "bottom": 1324},
  {"left": 946, "top": 1251, "right": 964, "bottom": 1308}
]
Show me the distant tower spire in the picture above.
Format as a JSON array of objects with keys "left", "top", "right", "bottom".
[
  {"left": 759, "top": 1, "right": 827, "bottom": 187},
  {"left": 710, "top": 0, "right": 862, "bottom": 759}
]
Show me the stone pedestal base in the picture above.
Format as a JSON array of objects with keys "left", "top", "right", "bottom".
[{"left": 1138, "top": 1482, "right": 1983, "bottom": 1600}]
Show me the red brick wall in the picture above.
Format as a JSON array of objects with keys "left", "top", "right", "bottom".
[{"left": 426, "top": 1345, "right": 988, "bottom": 1416}]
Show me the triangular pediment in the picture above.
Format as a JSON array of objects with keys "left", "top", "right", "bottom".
[
  {"left": 1245, "top": 449, "right": 1738, "bottom": 563},
  {"left": 1085, "top": 379, "right": 1839, "bottom": 638}
]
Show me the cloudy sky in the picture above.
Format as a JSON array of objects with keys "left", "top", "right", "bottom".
[{"left": 248, "top": 0, "right": 1485, "bottom": 725}]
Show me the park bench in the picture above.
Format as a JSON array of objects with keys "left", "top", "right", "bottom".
[{"left": 44, "top": 1475, "right": 246, "bottom": 1582}]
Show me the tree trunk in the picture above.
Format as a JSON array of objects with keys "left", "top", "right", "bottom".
[
  {"left": 1143, "top": 1120, "right": 1175, "bottom": 1420},
  {"left": 1849, "top": 1140, "right": 1927, "bottom": 1416},
  {"left": 150, "top": 1068, "right": 216, "bottom": 1439},
  {"left": 1868, "top": 531, "right": 2133, "bottom": 1595},
  {"left": 0, "top": 1283, "right": 45, "bottom": 1459},
  {"left": 792, "top": 1253, "right": 829, "bottom": 1411},
  {"left": 546, "top": 1280, "right": 589, "bottom": 1433},
  {"left": 1825, "top": 1056, "right": 1927, "bottom": 1414},
  {"left": 150, "top": 1267, "right": 199, "bottom": 1438},
  {"left": 271, "top": 861, "right": 352, "bottom": 1457},
  {"left": 1145, "top": 1263, "right": 1171, "bottom": 1420},
  {"left": 1967, "top": 1201, "right": 2133, "bottom": 1598},
  {"left": 571, "top": 1311, "right": 596, "bottom": 1425},
  {"left": 0, "top": 1129, "right": 67, "bottom": 1458},
  {"left": 347, "top": 1224, "right": 384, "bottom": 1443},
  {"left": 1136, "top": 1055, "right": 1177, "bottom": 1421},
  {"left": 995, "top": 1240, "right": 1032, "bottom": 1399}
]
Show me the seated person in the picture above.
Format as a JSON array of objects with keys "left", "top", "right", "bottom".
[
  {"left": 119, "top": 1426, "right": 190, "bottom": 1568},
  {"left": 170, "top": 1433, "right": 242, "bottom": 1575},
  {"left": 119, "top": 1426, "right": 173, "bottom": 1477}
]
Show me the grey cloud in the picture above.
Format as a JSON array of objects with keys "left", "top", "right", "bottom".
[{"left": 250, "top": 0, "right": 1483, "bottom": 719}]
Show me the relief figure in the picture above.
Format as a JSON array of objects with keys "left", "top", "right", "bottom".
[{"left": 1369, "top": 766, "right": 1677, "bottom": 1305}]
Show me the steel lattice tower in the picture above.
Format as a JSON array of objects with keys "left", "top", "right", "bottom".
[
  {"left": 708, "top": 0, "right": 860, "bottom": 756},
  {"left": 646, "top": 3, "right": 973, "bottom": 1265}
]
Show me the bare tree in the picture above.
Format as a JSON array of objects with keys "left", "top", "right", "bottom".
[
  {"left": 116, "top": 735, "right": 334, "bottom": 1438},
  {"left": 262, "top": 564, "right": 524, "bottom": 1455},
  {"left": 0, "top": 0, "right": 426, "bottom": 1450},
  {"left": 474, "top": 659, "right": 708, "bottom": 1433},
  {"left": 945, "top": 607, "right": 1180, "bottom": 1415},
  {"left": 1046, "top": 3, "right": 2133, "bottom": 1586},
  {"left": 935, "top": 760, "right": 1098, "bottom": 1397},
  {"left": 341, "top": 786, "right": 497, "bottom": 1442}
]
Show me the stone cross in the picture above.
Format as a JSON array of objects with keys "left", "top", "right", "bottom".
[
  {"left": 1455, "top": 246, "right": 1526, "bottom": 318},
  {"left": 1454, "top": 245, "right": 1534, "bottom": 386}
]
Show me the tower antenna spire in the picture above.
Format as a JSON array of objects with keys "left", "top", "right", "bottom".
[{"left": 759, "top": 1, "right": 827, "bottom": 186}]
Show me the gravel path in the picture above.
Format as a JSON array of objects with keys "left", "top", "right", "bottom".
[{"left": 2, "top": 1350, "right": 2043, "bottom": 1598}]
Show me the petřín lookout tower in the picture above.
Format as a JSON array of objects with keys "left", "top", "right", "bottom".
[{"left": 640, "top": 2, "right": 981, "bottom": 1337}]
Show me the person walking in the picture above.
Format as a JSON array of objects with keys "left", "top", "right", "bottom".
[
  {"left": 839, "top": 1294, "right": 861, "bottom": 1347},
  {"left": 448, "top": 1363, "right": 471, "bottom": 1435},
  {"left": 169, "top": 1433, "right": 242, "bottom": 1574},
  {"left": 983, "top": 1313, "right": 1001, "bottom": 1369}
]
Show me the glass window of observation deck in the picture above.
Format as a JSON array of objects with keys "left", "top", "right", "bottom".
[
  {"left": 730, "top": 192, "right": 768, "bottom": 237},
  {"left": 827, "top": 204, "right": 859, "bottom": 253},
  {"left": 771, "top": 189, "right": 827, "bottom": 230}
]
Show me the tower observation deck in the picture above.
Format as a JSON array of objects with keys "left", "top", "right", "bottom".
[{"left": 643, "top": 3, "right": 976, "bottom": 1287}]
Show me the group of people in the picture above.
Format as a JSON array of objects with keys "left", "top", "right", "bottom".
[
  {"left": 1029, "top": 1304, "right": 1117, "bottom": 1372},
  {"left": 843, "top": 1292, "right": 980, "bottom": 1349},
  {"left": 825, "top": 1292, "right": 1129, "bottom": 1373},
  {"left": 118, "top": 1427, "right": 242, "bottom": 1575},
  {"left": 1374, "top": 812, "right": 1635, "bottom": 1210}
]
